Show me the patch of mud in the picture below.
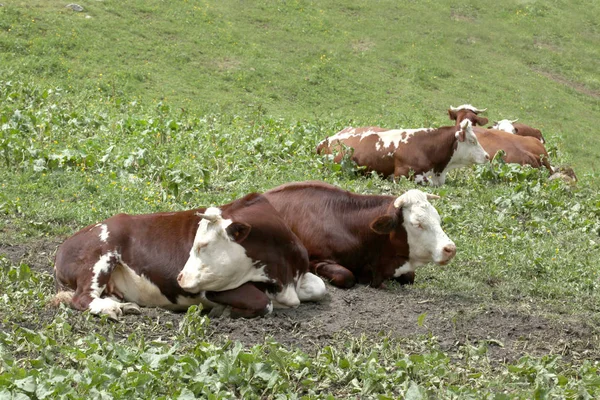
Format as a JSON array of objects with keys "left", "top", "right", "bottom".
[
  {"left": 5, "top": 241, "right": 599, "bottom": 363},
  {"left": 0, "top": 238, "right": 60, "bottom": 272}
]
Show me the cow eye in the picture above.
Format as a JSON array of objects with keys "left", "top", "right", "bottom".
[{"left": 412, "top": 222, "right": 424, "bottom": 229}]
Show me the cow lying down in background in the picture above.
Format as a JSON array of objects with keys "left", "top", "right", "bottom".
[
  {"left": 53, "top": 193, "right": 327, "bottom": 319},
  {"left": 316, "top": 119, "right": 489, "bottom": 186},
  {"left": 448, "top": 104, "right": 554, "bottom": 172}
]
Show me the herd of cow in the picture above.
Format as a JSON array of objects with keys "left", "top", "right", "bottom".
[{"left": 53, "top": 104, "right": 574, "bottom": 319}]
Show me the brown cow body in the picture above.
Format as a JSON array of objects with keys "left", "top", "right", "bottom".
[
  {"left": 473, "top": 127, "right": 552, "bottom": 170},
  {"left": 54, "top": 193, "right": 326, "bottom": 319},
  {"left": 264, "top": 181, "right": 456, "bottom": 288},
  {"left": 316, "top": 120, "right": 489, "bottom": 186}
]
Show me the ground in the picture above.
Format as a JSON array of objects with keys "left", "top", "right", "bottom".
[{"left": 3, "top": 238, "right": 599, "bottom": 364}]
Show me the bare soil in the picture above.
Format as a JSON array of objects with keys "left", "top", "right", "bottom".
[{"left": 3, "top": 238, "right": 599, "bottom": 363}]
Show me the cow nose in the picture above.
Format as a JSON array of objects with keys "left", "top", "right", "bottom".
[
  {"left": 484, "top": 152, "right": 490, "bottom": 161},
  {"left": 443, "top": 243, "right": 457, "bottom": 259},
  {"left": 177, "top": 272, "right": 184, "bottom": 285}
]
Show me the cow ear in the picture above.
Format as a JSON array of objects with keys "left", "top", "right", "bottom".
[
  {"left": 370, "top": 215, "right": 397, "bottom": 235},
  {"left": 448, "top": 109, "right": 457, "bottom": 121},
  {"left": 226, "top": 222, "right": 251, "bottom": 243},
  {"left": 455, "top": 128, "right": 466, "bottom": 142},
  {"left": 475, "top": 116, "right": 489, "bottom": 126}
]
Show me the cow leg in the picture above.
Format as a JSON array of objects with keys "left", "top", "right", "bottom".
[
  {"left": 393, "top": 262, "right": 416, "bottom": 285},
  {"left": 68, "top": 252, "right": 138, "bottom": 320},
  {"left": 205, "top": 282, "right": 272, "bottom": 319},
  {"left": 429, "top": 172, "right": 447, "bottom": 187},
  {"left": 393, "top": 164, "right": 411, "bottom": 181},
  {"left": 296, "top": 272, "right": 327, "bottom": 302},
  {"left": 311, "top": 260, "right": 356, "bottom": 288},
  {"left": 394, "top": 271, "right": 415, "bottom": 285}
]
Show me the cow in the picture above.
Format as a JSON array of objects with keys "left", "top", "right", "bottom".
[
  {"left": 447, "top": 104, "right": 489, "bottom": 127},
  {"left": 53, "top": 193, "right": 327, "bottom": 319},
  {"left": 491, "top": 119, "right": 546, "bottom": 144},
  {"left": 264, "top": 181, "right": 456, "bottom": 288},
  {"left": 472, "top": 127, "right": 553, "bottom": 171},
  {"left": 316, "top": 119, "right": 489, "bottom": 186},
  {"left": 448, "top": 105, "right": 553, "bottom": 171}
]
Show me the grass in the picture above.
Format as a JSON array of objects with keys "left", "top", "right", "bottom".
[{"left": 1, "top": 0, "right": 600, "bottom": 398}]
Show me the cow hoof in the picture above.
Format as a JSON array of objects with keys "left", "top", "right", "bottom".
[{"left": 121, "top": 302, "right": 141, "bottom": 315}]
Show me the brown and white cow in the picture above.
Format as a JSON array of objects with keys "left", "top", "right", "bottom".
[
  {"left": 472, "top": 127, "right": 553, "bottom": 171},
  {"left": 491, "top": 119, "right": 546, "bottom": 144},
  {"left": 264, "top": 181, "right": 456, "bottom": 288},
  {"left": 448, "top": 105, "right": 553, "bottom": 171},
  {"left": 53, "top": 193, "right": 326, "bottom": 319},
  {"left": 316, "top": 119, "right": 489, "bottom": 186}
]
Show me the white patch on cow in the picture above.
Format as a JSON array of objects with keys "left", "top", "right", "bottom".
[
  {"left": 450, "top": 104, "right": 486, "bottom": 113},
  {"left": 445, "top": 120, "right": 489, "bottom": 178},
  {"left": 110, "top": 261, "right": 194, "bottom": 310},
  {"left": 99, "top": 224, "right": 109, "bottom": 242},
  {"left": 90, "top": 252, "right": 115, "bottom": 298},
  {"left": 492, "top": 119, "right": 517, "bottom": 134},
  {"left": 323, "top": 128, "right": 362, "bottom": 144},
  {"left": 394, "top": 262, "right": 415, "bottom": 277},
  {"left": 394, "top": 190, "right": 456, "bottom": 266},
  {"left": 270, "top": 283, "right": 301, "bottom": 308},
  {"left": 296, "top": 272, "right": 327, "bottom": 302},
  {"left": 374, "top": 128, "right": 430, "bottom": 150},
  {"left": 178, "top": 209, "right": 271, "bottom": 293}
]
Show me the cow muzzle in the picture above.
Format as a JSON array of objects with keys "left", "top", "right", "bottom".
[
  {"left": 177, "top": 271, "right": 202, "bottom": 293},
  {"left": 437, "top": 243, "right": 457, "bottom": 265}
]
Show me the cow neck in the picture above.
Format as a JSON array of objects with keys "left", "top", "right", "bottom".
[{"left": 414, "top": 126, "right": 457, "bottom": 173}]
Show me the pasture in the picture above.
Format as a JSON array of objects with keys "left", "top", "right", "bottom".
[{"left": 1, "top": 0, "right": 600, "bottom": 398}]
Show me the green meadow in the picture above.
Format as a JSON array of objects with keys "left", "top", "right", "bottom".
[{"left": 1, "top": 0, "right": 600, "bottom": 398}]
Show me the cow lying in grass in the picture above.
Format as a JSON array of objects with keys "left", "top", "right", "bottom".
[
  {"left": 316, "top": 119, "right": 489, "bottom": 186},
  {"left": 448, "top": 104, "right": 553, "bottom": 172},
  {"left": 265, "top": 181, "right": 456, "bottom": 287},
  {"left": 53, "top": 193, "right": 327, "bottom": 319}
]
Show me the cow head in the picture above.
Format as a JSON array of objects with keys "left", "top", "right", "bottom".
[
  {"left": 369, "top": 190, "right": 456, "bottom": 267},
  {"left": 448, "top": 104, "right": 489, "bottom": 127},
  {"left": 451, "top": 119, "right": 490, "bottom": 167},
  {"left": 177, "top": 207, "right": 254, "bottom": 293},
  {"left": 492, "top": 119, "right": 518, "bottom": 134}
]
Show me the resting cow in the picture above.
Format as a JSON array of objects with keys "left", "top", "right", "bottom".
[
  {"left": 448, "top": 104, "right": 553, "bottom": 172},
  {"left": 316, "top": 119, "right": 489, "bottom": 186},
  {"left": 53, "top": 193, "right": 326, "bottom": 319},
  {"left": 492, "top": 119, "right": 546, "bottom": 144},
  {"left": 264, "top": 181, "right": 456, "bottom": 288}
]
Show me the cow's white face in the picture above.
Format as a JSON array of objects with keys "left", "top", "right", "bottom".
[
  {"left": 450, "top": 119, "right": 489, "bottom": 168},
  {"left": 177, "top": 208, "right": 268, "bottom": 293},
  {"left": 395, "top": 190, "right": 456, "bottom": 266},
  {"left": 492, "top": 119, "right": 517, "bottom": 134}
]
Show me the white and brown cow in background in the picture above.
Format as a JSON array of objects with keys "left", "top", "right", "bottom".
[
  {"left": 492, "top": 119, "right": 546, "bottom": 144},
  {"left": 316, "top": 119, "right": 489, "bottom": 186},
  {"left": 448, "top": 104, "right": 553, "bottom": 172},
  {"left": 53, "top": 193, "right": 327, "bottom": 319}
]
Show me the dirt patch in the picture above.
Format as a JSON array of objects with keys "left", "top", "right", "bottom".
[
  {"left": 4, "top": 241, "right": 599, "bottom": 363},
  {"left": 0, "top": 238, "right": 61, "bottom": 272},
  {"left": 534, "top": 69, "right": 600, "bottom": 99}
]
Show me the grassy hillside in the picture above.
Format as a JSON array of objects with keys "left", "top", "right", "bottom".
[
  {"left": 1, "top": 1, "right": 600, "bottom": 398},
  {"left": 1, "top": 0, "right": 599, "bottom": 171}
]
